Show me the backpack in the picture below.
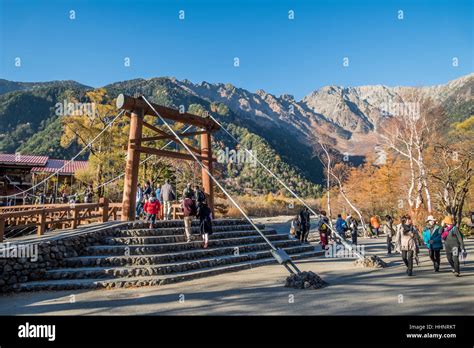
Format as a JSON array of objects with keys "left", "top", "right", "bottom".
[
  {"left": 197, "top": 190, "right": 206, "bottom": 203},
  {"left": 169, "top": 190, "right": 176, "bottom": 201}
]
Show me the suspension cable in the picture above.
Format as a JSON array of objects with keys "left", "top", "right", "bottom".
[
  {"left": 207, "top": 114, "right": 364, "bottom": 260},
  {"left": 141, "top": 96, "right": 303, "bottom": 274}
]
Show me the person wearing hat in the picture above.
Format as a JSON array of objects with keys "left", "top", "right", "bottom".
[
  {"left": 441, "top": 215, "right": 466, "bottom": 277},
  {"left": 422, "top": 215, "right": 443, "bottom": 272}
]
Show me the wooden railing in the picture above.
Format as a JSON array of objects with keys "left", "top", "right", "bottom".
[
  {"left": 0, "top": 198, "right": 122, "bottom": 242},
  {"left": 0, "top": 200, "right": 188, "bottom": 242}
]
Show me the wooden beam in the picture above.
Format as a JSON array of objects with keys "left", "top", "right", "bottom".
[
  {"left": 132, "top": 134, "right": 202, "bottom": 155},
  {"left": 124, "top": 113, "right": 169, "bottom": 136},
  {"left": 132, "top": 145, "right": 216, "bottom": 162},
  {"left": 141, "top": 130, "right": 208, "bottom": 142},
  {"left": 117, "top": 94, "right": 220, "bottom": 131}
]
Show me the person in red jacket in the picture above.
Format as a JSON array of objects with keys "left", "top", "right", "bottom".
[{"left": 143, "top": 193, "right": 161, "bottom": 229}]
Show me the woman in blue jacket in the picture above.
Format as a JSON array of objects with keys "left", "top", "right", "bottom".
[{"left": 422, "top": 215, "right": 442, "bottom": 272}]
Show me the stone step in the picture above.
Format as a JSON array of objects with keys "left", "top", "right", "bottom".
[
  {"left": 18, "top": 249, "right": 324, "bottom": 291},
  {"left": 65, "top": 239, "right": 305, "bottom": 267},
  {"left": 105, "top": 228, "right": 277, "bottom": 245},
  {"left": 113, "top": 224, "right": 265, "bottom": 238},
  {"left": 84, "top": 230, "right": 288, "bottom": 255},
  {"left": 43, "top": 244, "right": 316, "bottom": 280},
  {"left": 126, "top": 218, "right": 252, "bottom": 230}
]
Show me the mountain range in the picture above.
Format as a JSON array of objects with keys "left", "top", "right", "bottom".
[{"left": 0, "top": 74, "right": 472, "bottom": 194}]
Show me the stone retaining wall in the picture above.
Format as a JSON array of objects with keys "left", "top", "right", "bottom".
[
  {"left": 0, "top": 219, "right": 248, "bottom": 293},
  {"left": 0, "top": 222, "right": 134, "bottom": 293}
]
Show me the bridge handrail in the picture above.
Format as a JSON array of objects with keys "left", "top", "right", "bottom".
[{"left": 0, "top": 198, "right": 120, "bottom": 243}]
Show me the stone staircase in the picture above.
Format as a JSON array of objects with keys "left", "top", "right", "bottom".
[{"left": 18, "top": 219, "right": 323, "bottom": 291}]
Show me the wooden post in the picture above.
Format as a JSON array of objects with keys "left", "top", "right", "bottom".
[
  {"left": 200, "top": 130, "right": 214, "bottom": 214},
  {"left": 100, "top": 197, "right": 109, "bottom": 223},
  {"left": 71, "top": 207, "right": 78, "bottom": 229},
  {"left": 121, "top": 108, "right": 144, "bottom": 221},
  {"left": 37, "top": 209, "right": 46, "bottom": 236},
  {"left": 0, "top": 217, "right": 5, "bottom": 243}
]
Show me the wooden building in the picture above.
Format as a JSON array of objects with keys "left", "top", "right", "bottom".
[{"left": 0, "top": 154, "right": 88, "bottom": 205}]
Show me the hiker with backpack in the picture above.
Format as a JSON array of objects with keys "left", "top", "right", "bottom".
[
  {"left": 441, "top": 215, "right": 466, "bottom": 277},
  {"left": 397, "top": 215, "right": 417, "bottom": 276},
  {"left": 197, "top": 201, "right": 213, "bottom": 248},
  {"left": 160, "top": 179, "right": 176, "bottom": 220},
  {"left": 143, "top": 192, "right": 161, "bottom": 229},
  {"left": 318, "top": 210, "right": 330, "bottom": 249},
  {"left": 335, "top": 214, "right": 348, "bottom": 243},
  {"left": 346, "top": 214, "right": 359, "bottom": 245},
  {"left": 182, "top": 194, "right": 197, "bottom": 243},
  {"left": 299, "top": 207, "right": 311, "bottom": 243},
  {"left": 384, "top": 215, "right": 396, "bottom": 255},
  {"left": 422, "top": 215, "right": 442, "bottom": 272},
  {"left": 195, "top": 185, "right": 206, "bottom": 207}
]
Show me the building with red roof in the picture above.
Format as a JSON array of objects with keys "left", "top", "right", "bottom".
[{"left": 0, "top": 153, "right": 88, "bottom": 204}]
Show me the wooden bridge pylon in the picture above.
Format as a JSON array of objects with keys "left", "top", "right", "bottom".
[{"left": 116, "top": 94, "right": 220, "bottom": 221}]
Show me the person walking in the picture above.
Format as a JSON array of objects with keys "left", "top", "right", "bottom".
[
  {"left": 38, "top": 192, "right": 46, "bottom": 205},
  {"left": 155, "top": 184, "right": 161, "bottom": 203},
  {"left": 183, "top": 183, "right": 194, "bottom": 199},
  {"left": 397, "top": 215, "right": 417, "bottom": 276},
  {"left": 61, "top": 191, "right": 68, "bottom": 204},
  {"left": 370, "top": 215, "right": 381, "bottom": 238},
  {"left": 335, "top": 214, "right": 347, "bottom": 243},
  {"left": 318, "top": 210, "right": 330, "bottom": 249},
  {"left": 84, "top": 184, "right": 93, "bottom": 203},
  {"left": 143, "top": 181, "right": 152, "bottom": 198},
  {"left": 384, "top": 215, "right": 396, "bottom": 255},
  {"left": 422, "top": 215, "right": 442, "bottom": 272},
  {"left": 160, "top": 180, "right": 176, "bottom": 220},
  {"left": 346, "top": 214, "right": 359, "bottom": 245},
  {"left": 135, "top": 183, "right": 144, "bottom": 219},
  {"left": 441, "top": 216, "right": 466, "bottom": 277},
  {"left": 182, "top": 195, "right": 196, "bottom": 243},
  {"left": 196, "top": 202, "right": 213, "bottom": 248},
  {"left": 395, "top": 216, "right": 407, "bottom": 253},
  {"left": 299, "top": 207, "right": 311, "bottom": 243},
  {"left": 143, "top": 193, "right": 161, "bottom": 229},
  {"left": 194, "top": 185, "right": 206, "bottom": 207},
  {"left": 290, "top": 215, "right": 301, "bottom": 239}
]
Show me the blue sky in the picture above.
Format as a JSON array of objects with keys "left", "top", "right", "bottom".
[{"left": 0, "top": 0, "right": 472, "bottom": 99}]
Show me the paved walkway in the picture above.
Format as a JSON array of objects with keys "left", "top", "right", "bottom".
[{"left": 0, "top": 238, "right": 472, "bottom": 316}]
